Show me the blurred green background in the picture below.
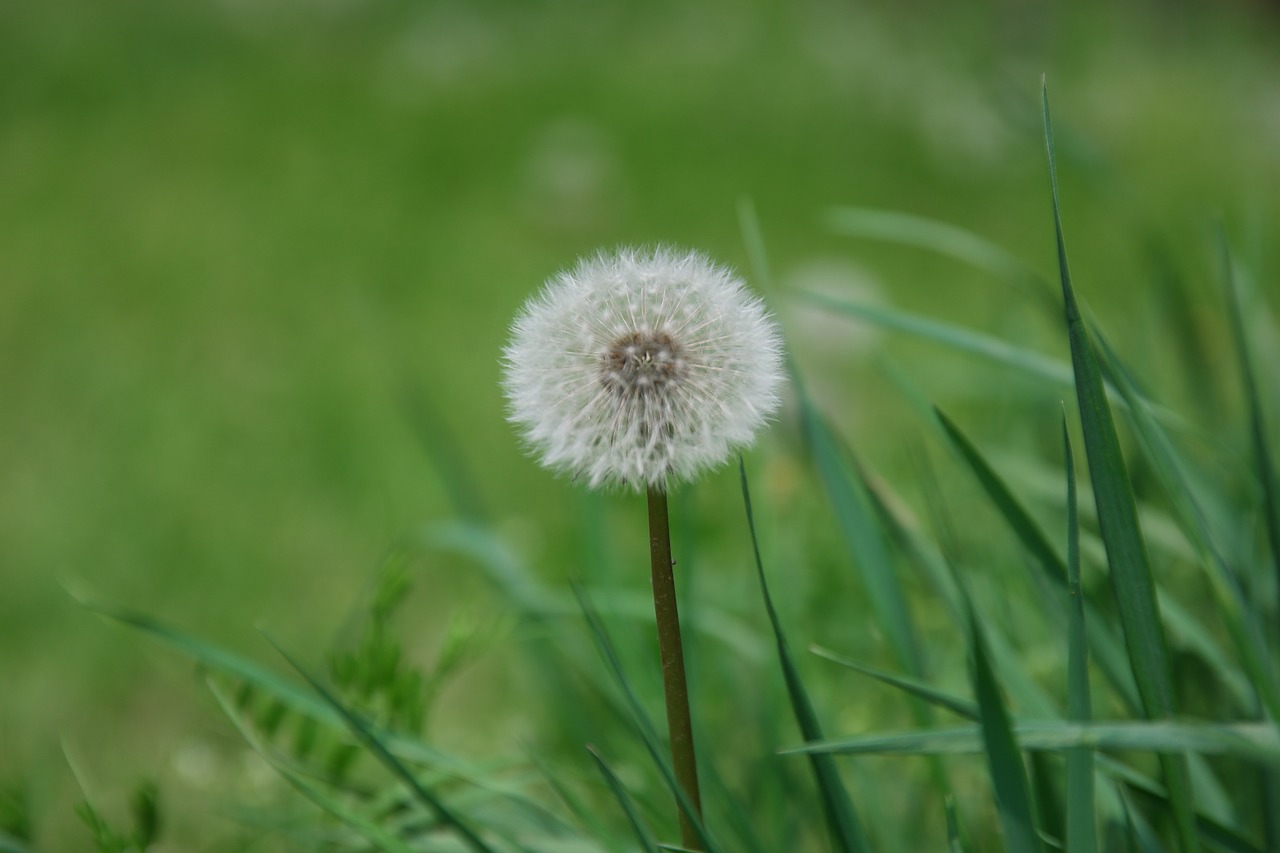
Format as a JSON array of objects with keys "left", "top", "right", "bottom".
[{"left": 2, "top": 0, "right": 1279, "bottom": 846}]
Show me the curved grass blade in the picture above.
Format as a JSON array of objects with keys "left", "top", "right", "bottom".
[
  {"left": 263, "top": 634, "right": 497, "bottom": 853},
  {"left": 799, "top": 397, "right": 923, "bottom": 677},
  {"left": 1043, "top": 79, "right": 1199, "bottom": 852},
  {"left": 1064, "top": 417, "right": 1097, "bottom": 853},
  {"left": 207, "top": 678, "right": 419, "bottom": 853},
  {"left": 934, "top": 407, "right": 1139, "bottom": 713},
  {"left": 786, "top": 720, "right": 1280, "bottom": 763},
  {"left": 571, "top": 582, "right": 721, "bottom": 853},
  {"left": 740, "top": 459, "right": 872, "bottom": 853},
  {"left": 1219, "top": 226, "right": 1280, "bottom": 621},
  {"left": 823, "top": 206, "right": 1048, "bottom": 297},
  {"left": 810, "top": 645, "right": 977, "bottom": 722},
  {"left": 967, "top": 595, "right": 1045, "bottom": 853},
  {"left": 587, "top": 745, "right": 660, "bottom": 853}
]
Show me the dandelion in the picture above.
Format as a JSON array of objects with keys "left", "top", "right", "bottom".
[
  {"left": 502, "top": 246, "right": 785, "bottom": 491},
  {"left": 502, "top": 247, "right": 785, "bottom": 850}
]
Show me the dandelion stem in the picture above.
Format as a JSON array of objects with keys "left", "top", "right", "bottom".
[{"left": 647, "top": 486, "right": 703, "bottom": 848}]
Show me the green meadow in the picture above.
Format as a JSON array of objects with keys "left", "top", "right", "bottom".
[{"left": 3, "top": 0, "right": 1280, "bottom": 849}]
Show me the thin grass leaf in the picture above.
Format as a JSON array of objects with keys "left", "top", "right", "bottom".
[
  {"left": 967, "top": 595, "right": 1045, "bottom": 853},
  {"left": 207, "top": 679, "right": 419, "bottom": 853},
  {"left": 740, "top": 459, "right": 872, "bottom": 853},
  {"left": 1088, "top": 328, "right": 1278, "bottom": 718},
  {"left": 586, "top": 746, "right": 660, "bottom": 853},
  {"left": 799, "top": 397, "right": 923, "bottom": 676},
  {"left": 1064, "top": 417, "right": 1097, "bottom": 853},
  {"left": 399, "top": 381, "right": 490, "bottom": 523},
  {"left": 263, "top": 634, "right": 497, "bottom": 853},
  {"left": 823, "top": 206, "right": 1048, "bottom": 295},
  {"left": 934, "top": 407, "right": 1139, "bottom": 714},
  {"left": 1042, "top": 80, "right": 1199, "bottom": 852},
  {"left": 1220, "top": 224, "right": 1280, "bottom": 638},
  {"left": 786, "top": 720, "right": 1280, "bottom": 763},
  {"left": 810, "top": 645, "right": 978, "bottom": 721},
  {"left": 571, "top": 583, "right": 721, "bottom": 853},
  {"left": 945, "top": 796, "right": 967, "bottom": 853}
]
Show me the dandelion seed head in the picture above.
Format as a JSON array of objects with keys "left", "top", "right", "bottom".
[{"left": 502, "top": 246, "right": 785, "bottom": 491}]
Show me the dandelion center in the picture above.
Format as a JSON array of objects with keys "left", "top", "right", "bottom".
[{"left": 600, "top": 330, "right": 685, "bottom": 397}]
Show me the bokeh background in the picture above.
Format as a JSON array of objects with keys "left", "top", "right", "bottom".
[{"left": 3, "top": 0, "right": 1280, "bottom": 847}]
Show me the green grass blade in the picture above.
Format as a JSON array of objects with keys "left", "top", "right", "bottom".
[
  {"left": 945, "top": 796, "right": 967, "bottom": 853},
  {"left": 586, "top": 745, "right": 660, "bottom": 853},
  {"left": 799, "top": 397, "right": 923, "bottom": 676},
  {"left": 1064, "top": 417, "right": 1097, "bottom": 853},
  {"left": 1219, "top": 226, "right": 1280, "bottom": 631},
  {"left": 1087, "top": 327, "right": 1277, "bottom": 718},
  {"left": 264, "top": 634, "right": 497, "bottom": 853},
  {"left": 207, "top": 678, "right": 419, "bottom": 853},
  {"left": 740, "top": 459, "right": 872, "bottom": 853},
  {"left": 810, "top": 645, "right": 978, "bottom": 721},
  {"left": 967, "top": 597, "right": 1045, "bottom": 853},
  {"left": 571, "top": 583, "right": 722, "bottom": 853},
  {"left": 934, "top": 408, "right": 1139, "bottom": 713},
  {"left": 795, "top": 290, "right": 1073, "bottom": 390},
  {"left": 1042, "top": 80, "right": 1199, "bottom": 852},
  {"left": 785, "top": 720, "right": 1280, "bottom": 763},
  {"left": 823, "top": 206, "right": 1047, "bottom": 295}
]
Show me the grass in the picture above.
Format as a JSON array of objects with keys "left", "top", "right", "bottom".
[{"left": 3, "top": 0, "right": 1280, "bottom": 849}]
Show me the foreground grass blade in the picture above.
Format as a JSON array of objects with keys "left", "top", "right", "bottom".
[
  {"left": 967, "top": 596, "right": 1045, "bottom": 853},
  {"left": 1042, "top": 80, "right": 1199, "bottom": 852},
  {"left": 1063, "top": 418, "right": 1097, "bottom": 853},
  {"left": 587, "top": 746, "right": 660, "bottom": 852},
  {"left": 1219, "top": 227, "right": 1280, "bottom": 625},
  {"left": 1218, "top": 225, "right": 1280, "bottom": 853},
  {"left": 740, "top": 460, "right": 872, "bottom": 853},
  {"left": 810, "top": 646, "right": 978, "bottom": 722},
  {"left": 264, "top": 635, "right": 497, "bottom": 853},
  {"left": 933, "top": 408, "right": 1139, "bottom": 713},
  {"left": 785, "top": 720, "right": 1280, "bottom": 763},
  {"left": 207, "top": 678, "right": 419, "bottom": 853},
  {"left": 571, "top": 583, "right": 721, "bottom": 853}
]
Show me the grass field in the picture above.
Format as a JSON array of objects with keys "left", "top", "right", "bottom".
[{"left": 3, "top": 0, "right": 1280, "bottom": 848}]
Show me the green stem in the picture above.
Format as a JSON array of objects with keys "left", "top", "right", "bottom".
[{"left": 647, "top": 486, "right": 703, "bottom": 849}]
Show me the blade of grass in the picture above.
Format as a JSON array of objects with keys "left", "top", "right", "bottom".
[
  {"left": 934, "top": 407, "right": 1139, "bottom": 714},
  {"left": 207, "top": 678, "right": 419, "bottom": 853},
  {"left": 785, "top": 720, "right": 1280, "bottom": 763},
  {"left": 822, "top": 206, "right": 1049, "bottom": 296},
  {"left": 740, "top": 459, "right": 872, "bottom": 853},
  {"left": 1219, "top": 224, "right": 1280, "bottom": 644},
  {"left": 1064, "top": 416, "right": 1097, "bottom": 853},
  {"left": 587, "top": 745, "right": 661, "bottom": 853},
  {"left": 967, "top": 594, "right": 1045, "bottom": 853},
  {"left": 571, "top": 582, "right": 721, "bottom": 853},
  {"left": 263, "top": 634, "right": 497, "bottom": 853},
  {"left": 810, "top": 645, "right": 977, "bottom": 721},
  {"left": 1043, "top": 79, "right": 1199, "bottom": 852}
]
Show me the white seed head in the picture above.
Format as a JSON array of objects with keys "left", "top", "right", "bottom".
[{"left": 502, "top": 246, "right": 786, "bottom": 491}]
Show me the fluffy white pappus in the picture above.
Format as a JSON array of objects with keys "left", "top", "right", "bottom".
[{"left": 502, "top": 246, "right": 785, "bottom": 491}]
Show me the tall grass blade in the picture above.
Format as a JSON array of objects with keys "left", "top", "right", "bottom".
[
  {"left": 967, "top": 596, "right": 1045, "bottom": 853},
  {"left": 933, "top": 408, "right": 1138, "bottom": 713},
  {"left": 1064, "top": 417, "right": 1097, "bottom": 853},
  {"left": 740, "top": 459, "right": 872, "bottom": 853},
  {"left": 263, "top": 634, "right": 498, "bottom": 853},
  {"left": 1042, "top": 80, "right": 1199, "bottom": 852},
  {"left": 207, "top": 678, "right": 419, "bottom": 853},
  {"left": 1217, "top": 223, "right": 1280, "bottom": 853},
  {"left": 786, "top": 720, "right": 1280, "bottom": 762},
  {"left": 1219, "top": 226, "right": 1280, "bottom": 624},
  {"left": 810, "top": 645, "right": 978, "bottom": 721},
  {"left": 571, "top": 582, "right": 721, "bottom": 853},
  {"left": 586, "top": 745, "right": 660, "bottom": 852}
]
